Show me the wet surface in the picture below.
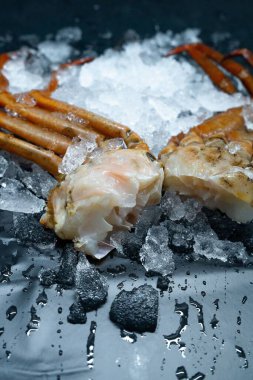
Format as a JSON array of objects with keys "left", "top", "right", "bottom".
[
  {"left": 0, "top": 1, "right": 253, "bottom": 378},
  {"left": 0, "top": 210, "right": 253, "bottom": 379}
]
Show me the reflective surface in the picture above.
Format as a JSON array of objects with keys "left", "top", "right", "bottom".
[{"left": 0, "top": 208, "right": 253, "bottom": 379}]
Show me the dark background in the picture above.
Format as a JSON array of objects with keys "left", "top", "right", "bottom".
[{"left": 0, "top": 0, "right": 253, "bottom": 53}]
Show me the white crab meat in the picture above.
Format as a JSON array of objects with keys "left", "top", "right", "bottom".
[{"left": 41, "top": 148, "right": 163, "bottom": 258}]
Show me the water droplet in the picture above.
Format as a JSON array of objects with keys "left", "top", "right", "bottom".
[
  {"left": 210, "top": 314, "right": 219, "bottom": 329},
  {"left": 190, "top": 372, "right": 206, "bottom": 380},
  {"left": 201, "top": 291, "right": 206, "bottom": 297},
  {"left": 213, "top": 299, "right": 219, "bottom": 311},
  {"left": 117, "top": 281, "right": 125, "bottom": 290},
  {"left": 120, "top": 329, "right": 137, "bottom": 343},
  {"left": 189, "top": 297, "right": 205, "bottom": 334},
  {"left": 176, "top": 365, "right": 188, "bottom": 379},
  {"left": 59, "top": 349, "right": 63, "bottom": 356},
  {"left": 5, "top": 350, "right": 11, "bottom": 360},
  {"left": 242, "top": 296, "right": 247, "bottom": 304},
  {"left": 235, "top": 345, "right": 248, "bottom": 368},
  {"left": 164, "top": 301, "right": 188, "bottom": 357},
  {"left": 129, "top": 273, "right": 138, "bottom": 281},
  {"left": 58, "top": 307, "right": 62, "bottom": 314},
  {"left": 87, "top": 321, "right": 97, "bottom": 369},
  {"left": 6, "top": 305, "right": 17, "bottom": 321},
  {"left": 22, "top": 264, "right": 35, "bottom": 279},
  {"left": 106, "top": 264, "right": 126, "bottom": 275},
  {"left": 0, "top": 264, "right": 12, "bottom": 283},
  {"left": 26, "top": 306, "right": 40, "bottom": 335},
  {"left": 36, "top": 289, "right": 48, "bottom": 306},
  {"left": 0, "top": 327, "right": 4, "bottom": 336}
]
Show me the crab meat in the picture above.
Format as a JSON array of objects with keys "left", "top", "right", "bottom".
[
  {"left": 41, "top": 148, "right": 163, "bottom": 258},
  {"left": 160, "top": 107, "right": 253, "bottom": 223}
]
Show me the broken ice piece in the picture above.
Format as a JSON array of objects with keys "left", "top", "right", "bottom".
[
  {"left": 193, "top": 232, "right": 248, "bottom": 264},
  {"left": 243, "top": 103, "right": 253, "bottom": 131},
  {"left": 0, "top": 156, "right": 8, "bottom": 178},
  {"left": 102, "top": 138, "right": 127, "bottom": 151},
  {"left": 109, "top": 284, "right": 159, "bottom": 333},
  {"left": 75, "top": 255, "right": 108, "bottom": 312},
  {"left": 139, "top": 225, "right": 175, "bottom": 276},
  {"left": 38, "top": 41, "right": 73, "bottom": 64},
  {"left": 0, "top": 178, "right": 45, "bottom": 214},
  {"left": 59, "top": 137, "right": 97, "bottom": 175},
  {"left": 56, "top": 27, "right": 82, "bottom": 43}
]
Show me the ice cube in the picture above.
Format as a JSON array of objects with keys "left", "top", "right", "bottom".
[
  {"left": 139, "top": 225, "right": 175, "bottom": 275},
  {"left": 0, "top": 156, "right": 8, "bottom": 178},
  {"left": 56, "top": 27, "right": 82, "bottom": 43},
  {"left": 193, "top": 232, "right": 248, "bottom": 264},
  {"left": 22, "top": 164, "right": 57, "bottom": 199},
  {"left": 38, "top": 41, "right": 73, "bottom": 64},
  {"left": 59, "top": 137, "right": 97, "bottom": 175},
  {"left": 160, "top": 192, "right": 186, "bottom": 221},
  {"left": 243, "top": 103, "right": 253, "bottom": 131},
  {"left": 0, "top": 178, "right": 45, "bottom": 214},
  {"left": 3, "top": 52, "right": 45, "bottom": 93}
]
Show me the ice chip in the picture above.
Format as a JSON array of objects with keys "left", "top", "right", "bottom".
[
  {"left": 161, "top": 191, "right": 186, "bottom": 221},
  {"left": 243, "top": 102, "right": 253, "bottom": 131},
  {"left": 59, "top": 137, "right": 97, "bottom": 175},
  {"left": 38, "top": 41, "right": 73, "bottom": 64},
  {"left": 139, "top": 224, "right": 175, "bottom": 275},
  {"left": 0, "top": 178, "right": 45, "bottom": 214},
  {"left": 193, "top": 232, "right": 248, "bottom": 264},
  {"left": 56, "top": 27, "right": 82, "bottom": 43},
  {"left": 0, "top": 156, "right": 8, "bottom": 178}
]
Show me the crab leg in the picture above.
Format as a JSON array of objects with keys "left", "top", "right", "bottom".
[
  {"left": 0, "top": 91, "right": 103, "bottom": 142},
  {"left": 0, "top": 53, "right": 10, "bottom": 90},
  {"left": 165, "top": 44, "right": 237, "bottom": 94},
  {"left": 0, "top": 110, "right": 71, "bottom": 155},
  {"left": 0, "top": 131, "right": 61, "bottom": 176},
  {"left": 166, "top": 43, "right": 253, "bottom": 96},
  {"left": 223, "top": 48, "right": 253, "bottom": 66},
  {"left": 195, "top": 44, "right": 253, "bottom": 96},
  {"left": 30, "top": 90, "right": 149, "bottom": 150}
]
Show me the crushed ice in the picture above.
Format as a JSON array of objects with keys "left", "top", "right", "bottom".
[{"left": 0, "top": 28, "right": 252, "bottom": 272}]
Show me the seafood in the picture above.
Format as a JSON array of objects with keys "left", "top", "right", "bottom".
[
  {"left": 161, "top": 43, "right": 253, "bottom": 222},
  {"left": 0, "top": 56, "right": 163, "bottom": 258}
]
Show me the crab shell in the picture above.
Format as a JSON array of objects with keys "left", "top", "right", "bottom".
[{"left": 160, "top": 107, "right": 253, "bottom": 223}]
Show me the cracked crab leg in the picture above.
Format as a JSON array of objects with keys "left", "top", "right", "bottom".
[
  {"left": 0, "top": 131, "right": 61, "bottom": 176},
  {"left": 0, "top": 91, "right": 103, "bottom": 142},
  {"left": 0, "top": 110, "right": 71, "bottom": 155},
  {"left": 165, "top": 44, "right": 237, "bottom": 94},
  {"left": 30, "top": 90, "right": 149, "bottom": 150}
]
